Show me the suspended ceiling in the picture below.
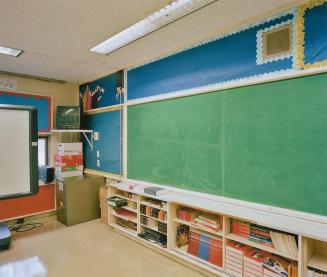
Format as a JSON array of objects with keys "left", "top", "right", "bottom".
[{"left": 0, "top": 0, "right": 306, "bottom": 83}]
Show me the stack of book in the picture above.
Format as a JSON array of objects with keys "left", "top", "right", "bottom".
[
  {"left": 138, "top": 229, "right": 167, "bottom": 248},
  {"left": 142, "top": 199, "right": 166, "bottom": 210},
  {"left": 158, "top": 222, "right": 167, "bottom": 234},
  {"left": 263, "top": 255, "right": 297, "bottom": 277},
  {"left": 244, "top": 248, "right": 267, "bottom": 277},
  {"left": 112, "top": 208, "right": 137, "bottom": 222},
  {"left": 177, "top": 208, "right": 201, "bottom": 222},
  {"left": 270, "top": 231, "right": 298, "bottom": 257},
  {"left": 193, "top": 214, "right": 222, "bottom": 232},
  {"left": 226, "top": 241, "right": 251, "bottom": 277},
  {"left": 140, "top": 205, "right": 167, "bottom": 221},
  {"left": 116, "top": 219, "right": 137, "bottom": 232},
  {"left": 307, "top": 267, "right": 327, "bottom": 277},
  {"left": 55, "top": 143, "right": 83, "bottom": 179},
  {"left": 250, "top": 224, "right": 274, "bottom": 247},
  {"left": 208, "top": 236, "right": 223, "bottom": 267},
  {"left": 187, "top": 231, "right": 222, "bottom": 267},
  {"left": 231, "top": 219, "right": 251, "bottom": 238},
  {"left": 231, "top": 220, "right": 298, "bottom": 258}
]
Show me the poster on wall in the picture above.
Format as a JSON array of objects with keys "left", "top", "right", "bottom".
[
  {"left": 0, "top": 77, "right": 17, "bottom": 90},
  {"left": 79, "top": 71, "right": 124, "bottom": 112}
]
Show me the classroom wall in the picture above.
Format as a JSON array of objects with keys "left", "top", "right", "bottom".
[
  {"left": 0, "top": 73, "right": 79, "bottom": 221},
  {"left": 80, "top": 1, "right": 327, "bottom": 216}
]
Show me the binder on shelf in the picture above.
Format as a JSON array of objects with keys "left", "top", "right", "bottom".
[
  {"left": 187, "top": 231, "right": 200, "bottom": 256},
  {"left": 208, "top": 237, "right": 223, "bottom": 267},
  {"left": 197, "top": 234, "right": 210, "bottom": 261}
]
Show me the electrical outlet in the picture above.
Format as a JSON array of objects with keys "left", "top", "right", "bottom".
[
  {"left": 94, "top": 132, "right": 99, "bottom": 141},
  {"left": 97, "top": 159, "right": 100, "bottom": 167}
]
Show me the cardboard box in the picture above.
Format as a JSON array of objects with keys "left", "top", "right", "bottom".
[
  {"left": 58, "top": 143, "right": 82, "bottom": 155},
  {"left": 55, "top": 169, "right": 83, "bottom": 179},
  {"left": 55, "top": 154, "right": 83, "bottom": 165}
]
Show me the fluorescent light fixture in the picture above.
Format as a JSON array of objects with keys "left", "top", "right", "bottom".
[
  {"left": 90, "top": 0, "right": 215, "bottom": 55},
  {"left": 0, "top": 46, "right": 23, "bottom": 57}
]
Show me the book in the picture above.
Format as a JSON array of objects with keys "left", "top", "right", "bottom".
[
  {"left": 244, "top": 248, "right": 267, "bottom": 265},
  {"left": 144, "top": 187, "right": 166, "bottom": 196},
  {"left": 187, "top": 231, "right": 200, "bottom": 256},
  {"left": 270, "top": 231, "right": 298, "bottom": 258},
  {"left": 227, "top": 241, "right": 251, "bottom": 256},
  {"left": 176, "top": 208, "right": 201, "bottom": 222},
  {"left": 193, "top": 214, "right": 222, "bottom": 231},
  {"left": 262, "top": 254, "right": 291, "bottom": 277},
  {"left": 208, "top": 237, "right": 222, "bottom": 267},
  {"left": 307, "top": 266, "right": 327, "bottom": 277},
  {"left": 197, "top": 234, "right": 210, "bottom": 261}
]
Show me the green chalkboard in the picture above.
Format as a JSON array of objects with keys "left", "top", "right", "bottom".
[
  {"left": 128, "top": 92, "right": 222, "bottom": 195},
  {"left": 128, "top": 73, "right": 327, "bottom": 215},
  {"left": 223, "top": 73, "right": 327, "bottom": 215}
]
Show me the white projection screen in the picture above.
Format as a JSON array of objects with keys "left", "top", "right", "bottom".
[{"left": 0, "top": 105, "right": 38, "bottom": 200}]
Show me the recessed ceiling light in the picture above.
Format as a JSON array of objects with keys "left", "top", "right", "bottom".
[
  {"left": 90, "top": 0, "right": 216, "bottom": 55},
  {"left": 0, "top": 46, "right": 23, "bottom": 57}
]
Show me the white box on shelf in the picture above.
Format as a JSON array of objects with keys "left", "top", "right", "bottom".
[{"left": 58, "top": 142, "right": 83, "bottom": 155}]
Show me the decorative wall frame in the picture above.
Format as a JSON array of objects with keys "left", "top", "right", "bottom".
[
  {"left": 296, "top": 0, "right": 327, "bottom": 69},
  {"left": 256, "top": 19, "right": 295, "bottom": 65}
]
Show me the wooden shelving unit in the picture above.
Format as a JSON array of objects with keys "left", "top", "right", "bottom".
[
  {"left": 111, "top": 211, "right": 137, "bottom": 224},
  {"left": 140, "top": 200, "right": 167, "bottom": 211},
  {"left": 307, "top": 254, "right": 327, "bottom": 272},
  {"left": 171, "top": 248, "right": 223, "bottom": 274},
  {"left": 301, "top": 237, "right": 327, "bottom": 276},
  {"left": 140, "top": 223, "right": 167, "bottom": 235},
  {"left": 173, "top": 218, "right": 223, "bottom": 237},
  {"left": 112, "top": 193, "right": 137, "bottom": 203},
  {"left": 106, "top": 181, "right": 327, "bottom": 277},
  {"left": 225, "top": 233, "right": 298, "bottom": 261},
  {"left": 141, "top": 213, "right": 167, "bottom": 223}
]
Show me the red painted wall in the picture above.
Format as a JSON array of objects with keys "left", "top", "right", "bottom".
[{"left": 0, "top": 184, "right": 55, "bottom": 221}]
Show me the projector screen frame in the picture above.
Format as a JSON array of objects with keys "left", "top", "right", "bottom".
[{"left": 0, "top": 104, "right": 39, "bottom": 200}]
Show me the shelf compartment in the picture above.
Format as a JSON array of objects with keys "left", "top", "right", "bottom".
[
  {"left": 140, "top": 223, "right": 167, "bottom": 235},
  {"left": 112, "top": 194, "right": 138, "bottom": 203},
  {"left": 171, "top": 248, "right": 223, "bottom": 274},
  {"left": 141, "top": 213, "right": 166, "bottom": 223},
  {"left": 111, "top": 211, "right": 137, "bottom": 224},
  {"left": 307, "top": 253, "right": 327, "bottom": 272},
  {"left": 140, "top": 200, "right": 167, "bottom": 211},
  {"left": 121, "top": 205, "right": 137, "bottom": 213},
  {"left": 109, "top": 223, "right": 137, "bottom": 236},
  {"left": 226, "top": 233, "right": 298, "bottom": 261},
  {"left": 174, "top": 218, "right": 223, "bottom": 237}
]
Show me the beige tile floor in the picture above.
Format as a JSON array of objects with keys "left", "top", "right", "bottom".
[{"left": 0, "top": 217, "right": 207, "bottom": 277}]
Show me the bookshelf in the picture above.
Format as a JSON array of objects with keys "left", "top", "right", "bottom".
[
  {"left": 108, "top": 186, "right": 139, "bottom": 235},
  {"left": 302, "top": 238, "right": 327, "bottom": 276},
  {"left": 225, "top": 233, "right": 298, "bottom": 261},
  {"left": 173, "top": 218, "right": 224, "bottom": 237},
  {"left": 106, "top": 180, "right": 327, "bottom": 277}
]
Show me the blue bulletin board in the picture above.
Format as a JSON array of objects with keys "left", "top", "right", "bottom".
[
  {"left": 82, "top": 109, "right": 121, "bottom": 175},
  {"left": 0, "top": 91, "right": 52, "bottom": 132},
  {"left": 79, "top": 73, "right": 123, "bottom": 111}
]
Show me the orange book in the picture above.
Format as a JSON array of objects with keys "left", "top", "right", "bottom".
[
  {"left": 187, "top": 231, "right": 200, "bottom": 256},
  {"left": 208, "top": 237, "right": 223, "bottom": 267}
]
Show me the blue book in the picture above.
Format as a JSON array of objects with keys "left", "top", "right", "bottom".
[{"left": 197, "top": 234, "right": 210, "bottom": 261}]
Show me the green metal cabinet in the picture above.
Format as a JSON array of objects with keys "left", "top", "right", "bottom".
[{"left": 56, "top": 176, "right": 105, "bottom": 226}]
